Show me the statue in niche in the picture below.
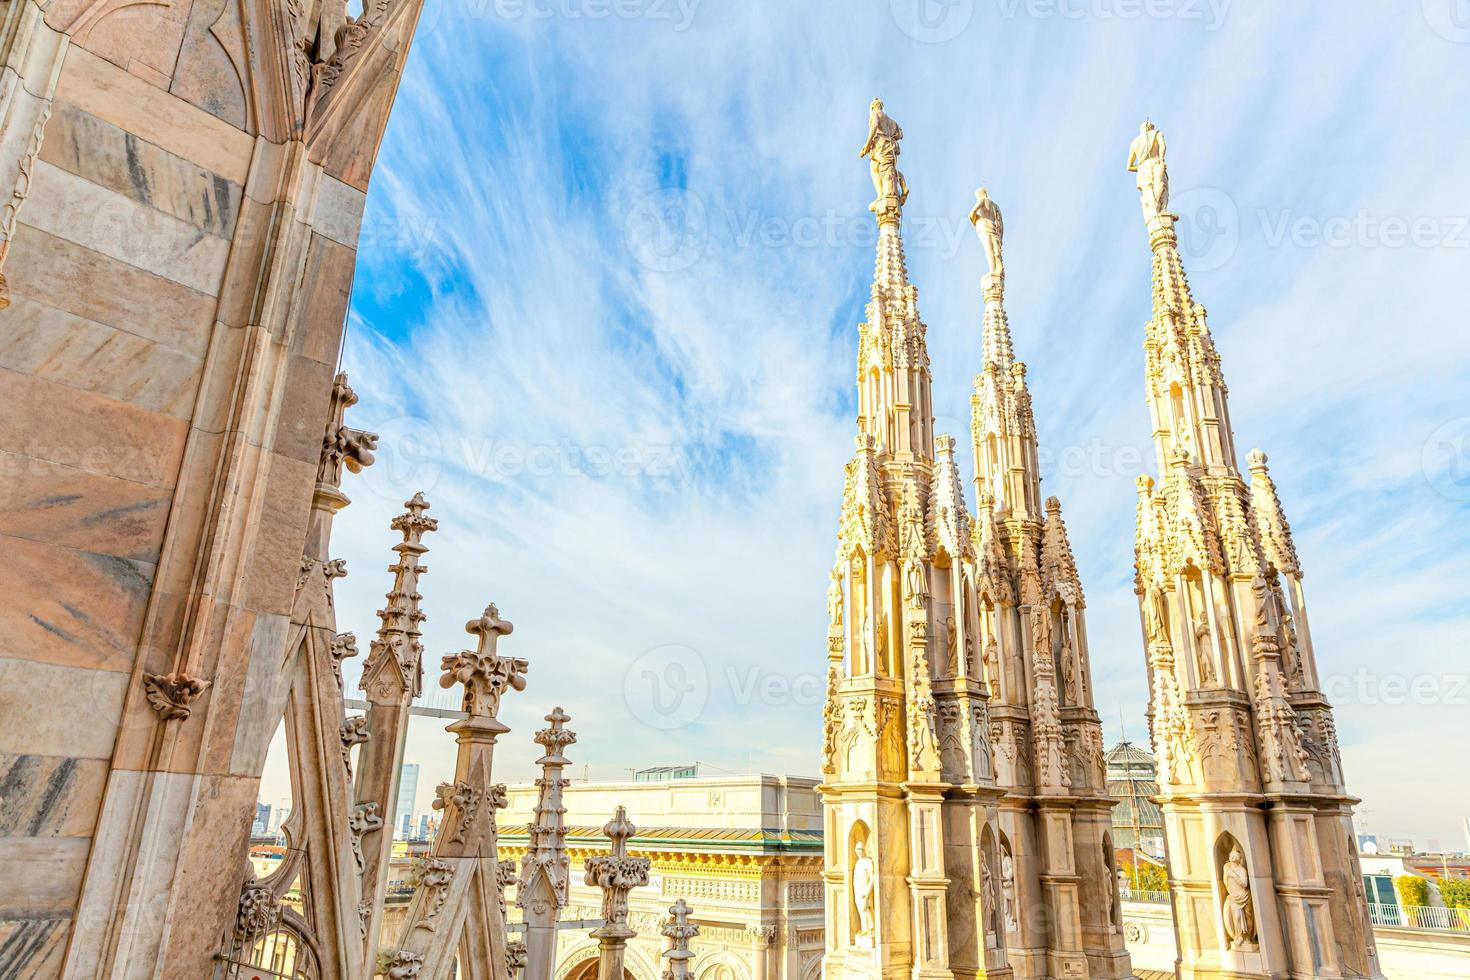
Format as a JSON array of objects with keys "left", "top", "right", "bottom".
[
  {"left": 1221, "top": 847, "right": 1258, "bottom": 951},
  {"left": 1145, "top": 586, "right": 1169, "bottom": 647},
  {"left": 968, "top": 187, "right": 1005, "bottom": 281},
  {"left": 1001, "top": 851, "right": 1018, "bottom": 932},
  {"left": 1251, "top": 574, "right": 1272, "bottom": 630},
  {"left": 852, "top": 840, "right": 876, "bottom": 944},
  {"left": 827, "top": 572, "right": 843, "bottom": 630},
  {"left": 981, "top": 851, "right": 997, "bottom": 945},
  {"left": 860, "top": 99, "right": 908, "bottom": 206},
  {"left": 945, "top": 614, "right": 959, "bottom": 674},
  {"left": 859, "top": 612, "right": 873, "bottom": 674},
  {"left": 1194, "top": 616, "right": 1218, "bottom": 686},
  {"left": 1280, "top": 607, "right": 1304, "bottom": 684},
  {"left": 904, "top": 558, "right": 929, "bottom": 609},
  {"left": 982, "top": 632, "right": 998, "bottom": 687},
  {"left": 1061, "top": 628, "right": 1079, "bottom": 702},
  {"left": 1126, "top": 119, "right": 1169, "bottom": 221}
]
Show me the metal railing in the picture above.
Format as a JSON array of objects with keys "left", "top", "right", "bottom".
[
  {"left": 1368, "top": 902, "right": 1470, "bottom": 933},
  {"left": 1122, "top": 889, "right": 1171, "bottom": 906}
]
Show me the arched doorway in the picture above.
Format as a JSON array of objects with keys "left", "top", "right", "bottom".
[{"left": 564, "top": 957, "right": 634, "bottom": 980}]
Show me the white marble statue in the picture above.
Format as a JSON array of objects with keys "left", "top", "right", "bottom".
[
  {"left": 1127, "top": 120, "right": 1169, "bottom": 221},
  {"left": 852, "top": 840, "right": 876, "bottom": 943},
  {"left": 1001, "top": 852, "right": 1018, "bottom": 933},
  {"left": 968, "top": 187, "right": 1004, "bottom": 281},
  {"left": 860, "top": 99, "right": 908, "bottom": 205},
  {"left": 1222, "top": 847, "right": 1258, "bottom": 951}
]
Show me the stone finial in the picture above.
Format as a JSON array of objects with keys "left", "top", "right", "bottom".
[
  {"left": 362, "top": 493, "right": 438, "bottom": 699},
  {"left": 660, "top": 899, "right": 699, "bottom": 980},
  {"left": 141, "top": 671, "right": 211, "bottom": 721},
  {"left": 439, "top": 603, "right": 527, "bottom": 718},
  {"left": 522, "top": 707, "right": 576, "bottom": 907},
  {"left": 1247, "top": 448, "right": 1300, "bottom": 576},
  {"left": 534, "top": 706, "right": 576, "bottom": 761},
  {"left": 1040, "top": 495, "right": 1084, "bottom": 607},
  {"left": 585, "top": 806, "right": 650, "bottom": 939}
]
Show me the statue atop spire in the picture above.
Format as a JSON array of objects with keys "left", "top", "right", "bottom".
[
  {"left": 1127, "top": 120, "right": 1169, "bottom": 222},
  {"left": 860, "top": 99, "right": 908, "bottom": 217},
  {"left": 968, "top": 186, "right": 1005, "bottom": 289}
]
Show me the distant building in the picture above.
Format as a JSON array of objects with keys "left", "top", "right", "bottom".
[
  {"left": 497, "top": 773, "right": 822, "bottom": 980},
  {"left": 396, "top": 763, "right": 420, "bottom": 839},
  {"left": 631, "top": 764, "right": 698, "bottom": 782},
  {"left": 251, "top": 802, "right": 271, "bottom": 838},
  {"left": 1106, "top": 739, "right": 1165, "bottom": 859}
]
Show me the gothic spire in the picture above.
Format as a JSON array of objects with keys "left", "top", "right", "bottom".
[
  {"left": 1248, "top": 450, "right": 1301, "bottom": 577},
  {"left": 968, "top": 187, "right": 1041, "bottom": 522},
  {"left": 969, "top": 186, "right": 1013, "bottom": 370},
  {"left": 361, "top": 492, "right": 437, "bottom": 698},
  {"left": 1040, "top": 496, "right": 1084, "bottom": 607},
  {"left": 928, "top": 435, "right": 973, "bottom": 562},
  {"left": 1127, "top": 121, "right": 1239, "bottom": 474},
  {"left": 520, "top": 707, "right": 575, "bottom": 980},
  {"left": 856, "top": 100, "right": 933, "bottom": 458}
]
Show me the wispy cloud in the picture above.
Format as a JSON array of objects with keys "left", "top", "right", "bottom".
[{"left": 296, "top": 3, "right": 1470, "bottom": 843}]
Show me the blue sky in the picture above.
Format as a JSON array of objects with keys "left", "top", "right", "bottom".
[{"left": 296, "top": 2, "right": 1470, "bottom": 846}]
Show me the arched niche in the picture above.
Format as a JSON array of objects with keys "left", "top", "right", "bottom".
[
  {"left": 848, "top": 820, "right": 873, "bottom": 946},
  {"left": 1214, "top": 832, "right": 1258, "bottom": 953}
]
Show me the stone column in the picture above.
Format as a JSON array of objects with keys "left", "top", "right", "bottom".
[
  {"left": 586, "top": 806, "right": 651, "bottom": 980},
  {"left": 354, "top": 492, "right": 438, "bottom": 955},
  {"left": 521, "top": 707, "right": 577, "bottom": 980},
  {"left": 663, "top": 899, "right": 699, "bottom": 980}
]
